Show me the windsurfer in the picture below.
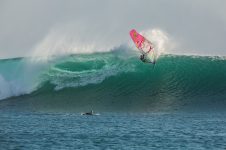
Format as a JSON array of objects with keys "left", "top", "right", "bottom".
[{"left": 140, "top": 54, "right": 146, "bottom": 62}]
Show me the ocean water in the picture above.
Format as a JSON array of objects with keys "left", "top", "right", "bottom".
[
  {"left": 1, "top": 112, "right": 226, "bottom": 149},
  {"left": 1, "top": 48, "right": 226, "bottom": 149}
]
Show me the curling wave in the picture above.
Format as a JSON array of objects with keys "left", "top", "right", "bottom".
[{"left": 0, "top": 47, "right": 226, "bottom": 112}]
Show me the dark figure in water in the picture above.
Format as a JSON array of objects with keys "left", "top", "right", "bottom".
[{"left": 83, "top": 110, "right": 94, "bottom": 115}]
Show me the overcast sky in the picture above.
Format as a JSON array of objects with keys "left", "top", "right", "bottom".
[{"left": 0, "top": 0, "right": 226, "bottom": 58}]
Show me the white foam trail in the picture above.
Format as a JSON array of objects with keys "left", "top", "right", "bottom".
[{"left": 52, "top": 65, "right": 121, "bottom": 90}]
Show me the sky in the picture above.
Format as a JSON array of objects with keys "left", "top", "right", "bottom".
[{"left": 0, "top": 0, "right": 226, "bottom": 59}]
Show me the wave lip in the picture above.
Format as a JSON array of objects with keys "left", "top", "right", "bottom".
[
  {"left": 0, "top": 75, "right": 12, "bottom": 100},
  {"left": 0, "top": 73, "right": 37, "bottom": 100},
  {"left": 0, "top": 58, "right": 47, "bottom": 100}
]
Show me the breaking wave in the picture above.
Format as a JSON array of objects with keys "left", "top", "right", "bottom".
[{"left": 0, "top": 47, "right": 226, "bottom": 112}]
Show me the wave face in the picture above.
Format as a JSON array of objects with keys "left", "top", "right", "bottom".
[{"left": 1, "top": 48, "right": 226, "bottom": 112}]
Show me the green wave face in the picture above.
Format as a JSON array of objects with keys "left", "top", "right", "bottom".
[{"left": 1, "top": 49, "right": 226, "bottom": 112}]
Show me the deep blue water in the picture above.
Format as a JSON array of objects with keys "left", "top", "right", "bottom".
[{"left": 1, "top": 112, "right": 226, "bottom": 149}]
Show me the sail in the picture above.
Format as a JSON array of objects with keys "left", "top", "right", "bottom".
[{"left": 130, "top": 29, "right": 155, "bottom": 63}]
